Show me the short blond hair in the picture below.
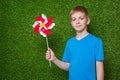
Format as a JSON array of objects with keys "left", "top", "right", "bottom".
[{"left": 70, "top": 6, "right": 89, "bottom": 17}]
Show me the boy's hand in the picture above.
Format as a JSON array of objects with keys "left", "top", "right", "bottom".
[{"left": 46, "top": 48, "right": 56, "bottom": 61}]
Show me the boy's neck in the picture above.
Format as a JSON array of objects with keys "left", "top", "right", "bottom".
[{"left": 76, "top": 30, "right": 89, "bottom": 40}]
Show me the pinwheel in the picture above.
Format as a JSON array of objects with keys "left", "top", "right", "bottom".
[
  {"left": 32, "top": 14, "right": 55, "bottom": 67},
  {"left": 33, "top": 14, "right": 55, "bottom": 37}
]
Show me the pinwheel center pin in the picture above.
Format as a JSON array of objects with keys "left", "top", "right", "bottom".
[{"left": 40, "top": 23, "right": 45, "bottom": 28}]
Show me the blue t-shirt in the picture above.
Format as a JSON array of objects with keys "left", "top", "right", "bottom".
[{"left": 62, "top": 34, "right": 104, "bottom": 80}]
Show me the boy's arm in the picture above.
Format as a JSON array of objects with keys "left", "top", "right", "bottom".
[
  {"left": 46, "top": 48, "right": 69, "bottom": 71},
  {"left": 96, "top": 61, "right": 104, "bottom": 80},
  {"left": 52, "top": 58, "right": 69, "bottom": 71}
]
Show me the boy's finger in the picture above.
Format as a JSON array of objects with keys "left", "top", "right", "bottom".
[{"left": 46, "top": 50, "right": 49, "bottom": 53}]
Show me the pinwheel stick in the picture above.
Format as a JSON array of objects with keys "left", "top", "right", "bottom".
[{"left": 46, "top": 35, "right": 51, "bottom": 67}]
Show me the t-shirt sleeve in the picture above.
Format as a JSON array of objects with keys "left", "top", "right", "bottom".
[
  {"left": 95, "top": 39, "right": 104, "bottom": 61},
  {"left": 62, "top": 41, "right": 70, "bottom": 62}
]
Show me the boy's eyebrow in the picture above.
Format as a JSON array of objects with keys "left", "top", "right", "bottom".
[
  {"left": 72, "top": 16, "right": 83, "bottom": 19},
  {"left": 72, "top": 17, "right": 76, "bottom": 19}
]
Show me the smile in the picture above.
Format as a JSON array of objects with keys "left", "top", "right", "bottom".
[{"left": 76, "top": 25, "right": 81, "bottom": 27}]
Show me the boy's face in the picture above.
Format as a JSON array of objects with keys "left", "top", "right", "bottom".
[{"left": 71, "top": 11, "right": 90, "bottom": 32}]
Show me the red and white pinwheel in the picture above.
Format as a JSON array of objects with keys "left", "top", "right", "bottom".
[
  {"left": 32, "top": 14, "right": 55, "bottom": 67},
  {"left": 33, "top": 14, "right": 55, "bottom": 37}
]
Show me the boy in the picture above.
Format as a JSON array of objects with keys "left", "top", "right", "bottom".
[{"left": 46, "top": 6, "right": 104, "bottom": 80}]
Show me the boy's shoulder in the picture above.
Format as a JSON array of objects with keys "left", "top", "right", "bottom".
[
  {"left": 67, "top": 36, "right": 76, "bottom": 42},
  {"left": 89, "top": 34, "right": 103, "bottom": 42},
  {"left": 88, "top": 34, "right": 103, "bottom": 45}
]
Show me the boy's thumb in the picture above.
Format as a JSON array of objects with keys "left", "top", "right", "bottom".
[{"left": 49, "top": 47, "right": 52, "bottom": 50}]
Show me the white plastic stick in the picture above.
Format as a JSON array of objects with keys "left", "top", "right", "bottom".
[{"left": 46, "top": 35, "right": 51, "bottom": 67}]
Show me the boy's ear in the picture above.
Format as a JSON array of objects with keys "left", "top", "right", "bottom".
[{"left": 87, "top": 17, "right": 91, "bottom": 25}]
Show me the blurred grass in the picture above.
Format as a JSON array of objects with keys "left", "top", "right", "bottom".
[{"left": 0, "top": 0, "right": 120, "bottom": 80}]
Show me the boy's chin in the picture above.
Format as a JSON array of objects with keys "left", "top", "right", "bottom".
[{"left": 74, "top": 27, "right": 87, "bottom": 32}]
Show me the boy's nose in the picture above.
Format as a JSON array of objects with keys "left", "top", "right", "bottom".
[{"left": 76, "top": 19, "right": 80, "bottom": 24}]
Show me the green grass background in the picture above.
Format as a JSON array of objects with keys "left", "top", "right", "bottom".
[{"left": 0, "top": 0, "right": 120, "bottom": 80}]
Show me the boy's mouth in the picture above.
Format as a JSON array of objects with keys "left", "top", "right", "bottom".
[{"left": 76, "top": 25, "right": 81, "bottom": 27}]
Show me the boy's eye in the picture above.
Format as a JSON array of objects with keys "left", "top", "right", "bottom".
[
  {"left": 80, "top": 18, "right": 84, "bottom": 20},
  {"left": 72, "top": 18, "right": 76, "bottom": 21}
]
